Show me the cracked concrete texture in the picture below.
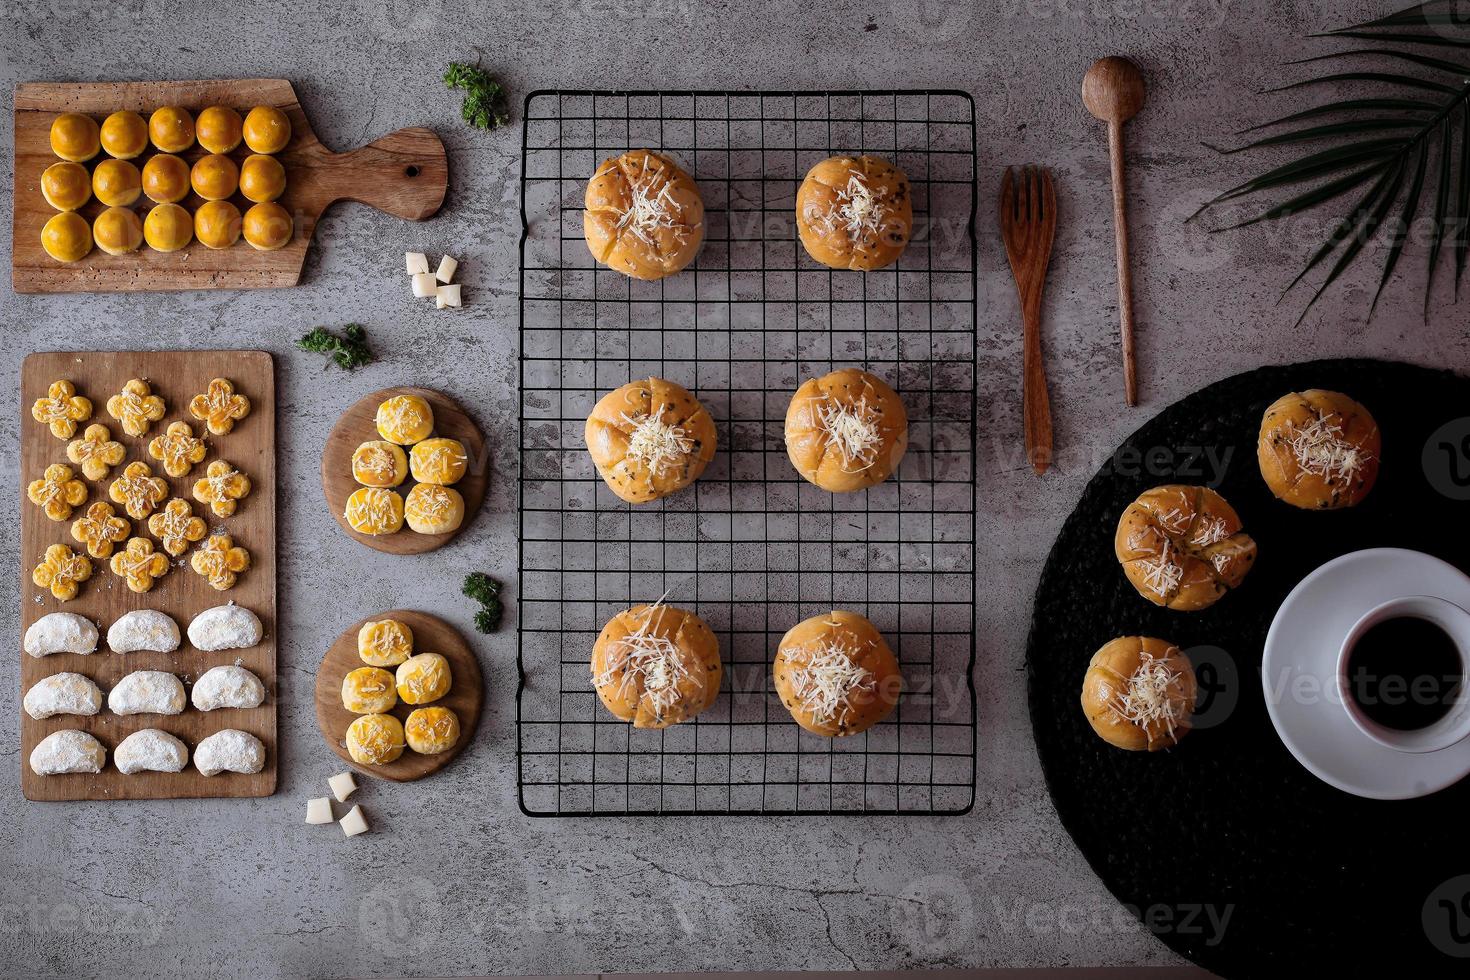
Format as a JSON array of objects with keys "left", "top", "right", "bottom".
[{"left": 0, "top": 0, "right": 1455, "bottom": 976}]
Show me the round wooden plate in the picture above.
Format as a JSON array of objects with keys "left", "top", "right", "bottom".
[
  {"left": 314, "top": 609, "right": 483, "bottom": 782},
  {"left": 320, "top": 386, "right": 488, "bottom": 554}
]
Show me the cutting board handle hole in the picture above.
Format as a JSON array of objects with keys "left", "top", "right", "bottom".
[{"left": 404, "top": 165, "right": 420, "bottom": 177}]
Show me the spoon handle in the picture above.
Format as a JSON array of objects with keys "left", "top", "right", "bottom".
[{"left": 1107, "top": 119, "right": 1138, "bottom": 407}]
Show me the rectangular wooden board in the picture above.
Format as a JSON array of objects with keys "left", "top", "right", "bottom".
[{"left": 20, "top": 351, "right": 276, "bottom": 800}]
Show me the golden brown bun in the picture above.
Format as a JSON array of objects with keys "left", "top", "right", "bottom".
[
  {"left": 404, "top": 484, "right": 464, "bottom": 534},
  {"left": 243, "top": 105, "right": 291, "bottom": 154},
  {"left": 1081, "top": 636, "right": 1196, "bottom": 751},
  {"left": 99, "top": 111, "right": 148, "bottom": 160},
  {"left": 404, "top": 706, "right": 460, "bottom": 755},
  {"left": 50, "top": 113, "right": 100, "bottom": 162},
  {"left": 396, "top": 652, "right": 451, "bottom": 705},
  {"left": 358, "top": 619, "right": 413, "bottom": 667},
  {"left": 1114, "top": 484, "right": 1256, "bottom": 611},
  {"left": 1258, "top": 389, "right": 1380, "bottom": 510},
  {"left": 191, "top": 154, "right": 239, "bottom": 201},
  {"left": 773, "top": 610, "right": 900, "bottom": 737},
  {"left": 410, "top": 438, "right": 468, "bottom": 485},
  {"left": 41, "top": 162, "right": 91, "bottom": 211},
  {"left": 344, "top": 486, "right": 403, "bottom": 535},
  {"left": 92, "top": 159, "right": 141, "bottom": 207},
  {"left": 591, "top": 604, "right": 721, "bottom": 729},
  {"left": 142, "top": 154, "right": 190, "bottom": 204},
  {"left": 148, "top": 106, "right": 195, "bottom": 153},
  {"left": 239, "top": 154, "right": 286, "bottom": 203},
  {"left": 194, "top": 200, "right": 241, "bottom": 249},
  {"left": 143, "top": 203, "right": 193, "bottom": 252},
  {"left": 585, "top": 378, "right": 716, "bottom": 504},
  {"left": 785, "top": 368, "right": 907, "bottom": 493},
  {"left": 93, "top": 207, "right": 142, "bottom": 256},
  {"left": 345, "top": 713, "right": 405, "bottom": 765},
  {"left": 341, "top": 666, "right": 397, "bottom": 714},
  {"left": 196, "top": 105, "right": 243, "bottom": 154},
  {"left": 351, "top": 440, "right": 408, "bottom": 488},
  {"left": 375, "top": 394, "right": 433, "bottom": 444},
  {"left": 243, "top": 202, "right": 292, "bottom": 251},
  {"left": 797, "top": 155, "right": 912, "bottom": 271},
  {"left": 584, "top": 150, "right": 704, "bottom": 280}
]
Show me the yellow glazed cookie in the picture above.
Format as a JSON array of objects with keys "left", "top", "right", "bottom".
[
  {"left": 194, "top": 200, "right": 242, "bottom": 249},
  {"left": 243, "top": 105, "right": 291, "bottom": 154},
  {"left": 239, "top": 154, "right": 286, "bottom": 203},
  {"left": 71, "top": 501, "right": 130, "bottom": 559},
  {"left": 344, "top": 487, "right": 404, "bottom": 535},
  {"left": 28, "top": 464, "right": 88, "bottom": 521},
  {"left": 100, "top": 110, "right": 148, "bottom": 159},
  {"left": 396, "top": 652, "right": 452, "bottom": 705},
  {"left": 148, "top": 106, "right": 194, "bottom": 153},
  {"left": 144, "top": 203, "right": 193, "bottom": 252},
  {"left": 196, "top": 105, "right": 243, "bottom": 154},
  {"left": 584, "top": 149, "right": 705, "bottom": 281},
  {"left": 50, "top": 112, "right": 100, "bottom": 162},
  {"left": 375, "top": 395, "right": 434, "bottom": 445},
  {"left": 342, "top": 666, "right": 398, "bottom": 714},
  {"left": 785, "top": 368, "right": 908, "bottom": 493},
  {"left": 41, "top": 162, "right": 92, "bottom": 211},
  {"left": 191, "top": 154, "right": 239, "bottom": 201},
  {"left": 345, "top": 713, "right": 404, "bottom": 766},
  {"left": 107, "top": 379, "right": 166, "bottom": 437},
  {"left": 108, "top": 461, "right": 169, "bottom": 520},
  {"left": 796, "top": 155, "right": 913, "bottom": 272},
  {"left": 189, "top": 377, "right": 251, "bottom": 435},
  {"left": 92, "top": 159, "right": 141, "bottom": 207},
  {"left": 41, "top": 212, "right": 92, "bottom": 263},
  {"left": 1081, "top": 636, "right": 1197, "bottom": 752},
  {"left": 243, "top": 202, "right": 292, "bottom": 251},
  {"left": 358, "top": 619, "right": 414, "bottom": 667},
  {"left": 773, "top": 610, "right": 901, "bottom": 737},
  {"left": 191, "top": 533, "right": 251, "bottom": 591},
  {"left": 142, "top": 153, "right": 190, "bottom": 204},
  {"left": 66, "top": 423, "right": 125, "bottom": 481},
  {"left": 93, "top": 206, "right": 143, "bottom": 255},
  {"left": 591, "top": 603, "right": 722, "bottom": 729},
  {"left": 193, "top": 460, "right": 252, "bottom": 517},
  {"left": 33, "top": 544, "right": 92, "bottom": 601},
  {"left": 109, "top": 537, "right": 170, "bottom": 593},
  {"left": 405, "top": 706, "right": 460, "bottom": 755},
  {"left": 410, "top": 438, "right": 468, "bottom": 485},
  {"left": 351, "top": 441, "right": 409, "bottom": 488},
  {"left": 147, "top": 498, "right": 207, "bottom": 556},
  {"left": 584, "top": 378, "right": 717, "bottom": 504},
  {"left": 404, "top": 484, "right": 464, "bottom": 535},
  {"left": 148, "top": 420, "right": 207, "bottom": 478},
  {"left": 32, "top": 380, "right": 93, "bottom": 439}
]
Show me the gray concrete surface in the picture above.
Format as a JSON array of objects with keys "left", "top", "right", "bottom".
[{"left": 0, "top": 0, "right": 1456, "bottom": 976}]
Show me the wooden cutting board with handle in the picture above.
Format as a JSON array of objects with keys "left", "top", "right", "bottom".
[{"left": 13, "top": 78, "right": 448, "bottom": 293}]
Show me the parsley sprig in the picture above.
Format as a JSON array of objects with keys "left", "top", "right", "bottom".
[
  {"left": 463, "top": 572, "right": 504, "bottom": 634},
  {"left": 297, "top": 324, "right": 375, "bottom": 371},
  {"left": 444, "top": 61, "right": 509, "bottom": 132}
]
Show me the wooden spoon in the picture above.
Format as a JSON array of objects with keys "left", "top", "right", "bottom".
[{"left": 1082, "top": 56, "right": 1146, "bottom": 407}]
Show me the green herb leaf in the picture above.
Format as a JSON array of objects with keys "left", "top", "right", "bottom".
[
  {"left": 445, "top": 61, "right": 510, "bottom": 131},
  {"left": 463, "top": 572, "right": 503, "bottom": 634},
  {"left": 297, "top": 324, "right": 375, "bottom": 370}
]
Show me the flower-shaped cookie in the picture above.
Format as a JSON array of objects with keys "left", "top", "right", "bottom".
[
  {"left": 106, "top": 378, "right": 167, "bottom": 437},
  {"left": 65, "top": 423, "right": 126, "bottom": 481},
  {"left": 33, "top": 544, "right": 93, "bottom": 601},
  {"left": 148, "top": 498, "right": 207, "bottom": 556},
  {"left": 147, "top": 420, "right": 207, "bottom": 478},
  {"left": 110, "top": 537, "right": 170, "bottom": 593},
  {"left": 191, "top": 533, "right": 251, "bottom": 591},
  {"left": 32, "top": 380, "right": 93, "bottom": 439},
  {"left": 193, "top": 460, "right": 252, "bottom": 517},
  {"left": 189, "top": 377, "right": 251, "bottom": 436},
  {"left": 108, "top": 461, "right": 169, "bottom": 520},
  {"left": 71, "top": 501, "right": 131, "bottom": 559},
  {"left": 28, "top": 463, "right": 89, "bottom": 521}
]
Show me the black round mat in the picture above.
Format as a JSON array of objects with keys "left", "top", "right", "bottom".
[{"left": 1026, "top": 359, "right": 1470, "bottom": 978}]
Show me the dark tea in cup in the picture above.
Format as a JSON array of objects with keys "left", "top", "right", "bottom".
[{"left": 1346, "top": 616, "right": 1464, "bottom": 731}]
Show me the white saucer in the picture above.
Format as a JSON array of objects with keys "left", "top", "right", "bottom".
[{"left": 1262, "top": 547, "right": 1470, "bottom": 800}]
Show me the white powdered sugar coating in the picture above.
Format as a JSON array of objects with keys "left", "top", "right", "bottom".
[
  {"left": 187, "top": 603, "right": 263, "bottom": 652},
  {"left": 29, "top": 730, "right": 106, "bottom": 775},
  {"left": 106, "top": 609, "right": 180, "bottom": 654},
  {"left": 193, "top": 729, "right": 264, "bottom": 776},
  {"left": 25, "top": 612, "right": 99, "bottom": 657},
  {"left": 23, "top": 672, "right": 103, "bottom": 719},
  {"left": 191, "top": 665, "right": 265, "bottom": 711},
  {"left": 115, "top": 729, "right": 188, "bottom": 774},
  {"left": 107, "top": 670, "right": 186, "bottom": 715}
]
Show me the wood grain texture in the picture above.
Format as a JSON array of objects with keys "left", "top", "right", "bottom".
[
  {"left": 320, "top": 386, "right": 488, "bottom": 555},
  {"left": 13, "top": 79, "right": 447, "bottom": 293},
  {"left": 20, "top": 351, "right": 275, "bottom": 801},
  {"left": 999, "top": 166, "right": 1057, "bottom": 475},
  {"left": 313, "top": 610, "right": 483, "bottom": 783}
]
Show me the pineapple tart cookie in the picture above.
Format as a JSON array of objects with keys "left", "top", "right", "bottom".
[
  {"left": 144, "top": 203, "right": 194, "bottom": 253},
  {"left": 591, "top": 602, "right": 721, "bottom": 729},
  {"left": 92, "top": 158, "right": 141, "bottom": 207},
  {"left": 1081, "top": 636, "right": 1197, "bottom": 752},
  {"left": 66, "top": 423, "right": 125, "bottom": 480},
  {"left": 773, "top": 610, "right": 901, "bottom": 737},
  {"left": 404, "top": 483, "right": 465, "bottom": 534},
  {"left": 342, "top": 666, "right": 398, "bottom": 714},
  {"left": 142, "top": 153, "right": 190, "bottom": 204},
  {"left": 93, "top": 206, "right": 143, "bottom": 255},
  {"left": 71, "top": 501, "right": 130, "bottom": 559},
  {"left": 396, "top": 652, "right": 452, "bottom": 705},
  {"left": 345, "top": 487, "right": 404, "bottom": 535},
  {"left": 405, "top": 706, "right": 460, "bottom": 755},
  {"left": 797, "top": 155, "right": 913, "bottom": 272},
  {"left": 191, "top": 533, "right": 251, "bottom": 591},
  {"left": 33, "top": 544, "right": 93, "bottom": 601},
  {"left": 189, "top": 377, "right": 251, "bottom": 435},
  {"left": 148, "top": 106, "right": 195, "bottom": 153},
  {"left": 193, "top": 460, "right": 252, "bottom": 517},
  {"left": 785, "top": 368, "right": 908, "bottom": 493},
  {"left": 109, "top": 461, "right": 169, "bottom": 520},
  {"left": 358, "top": 619, "right": 414, "bottom": 667},
  {"left": 41, "top": 162, "right": 91, "bottom": 211},
  {"left": 32, "top": 380, "right": 92, "bottom": 439},
  {"left": 28, "top": 464, "right": 88, "bottom": 521},
  {"left": 148, "top": 420, "right": 207, "bottom": 477},
  {"left": 352, "top": 440, "right": 409, "bottom": 488},
  {"left": 1114, "top": 485, "right": 1257, "bottom": 611},
  {"left": 1258, "top": 389, "right": 1380, "bottom": 510},
  {"left": 196, "top": 105, "right": 243, "bottom": 154},
  {"left": 346, "top": 713, "right": 405, "bottom": 766},
  {"left": 148, "top": 498, "right": 208, "bottom": 556},
  {"left": 50, "top": 112, "right": 100, "bottom": 162},
  {"left": 584, "top": 149, "right": 704, "bottom": 281},
  {"left": 243, "top": 104, "right": 291, "bottom": 154},
  {"left": 585, "top": 378, "right": 717, "bottom": 504},
  {"left": 110, "top": 537, "right": 170, "bottom": 593},
  {"left": 41, "top": 212, "right": 92, "bottom": 263},
  {"left": 376, "top": 394, "right": 434, "bottom": 445},
  {"left": 100, "top": 109, "right": 148, "bottom": 159},
  {"left": 106, "top": 379, "right": 166, "bottom": 437},
  {"left": 410, "top": 437, "right": 468, "bottom": 485}
]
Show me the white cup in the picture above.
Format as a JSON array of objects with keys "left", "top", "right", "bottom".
[{"left": 1337, "top": 595, "right": 1470, "bottom": 753}]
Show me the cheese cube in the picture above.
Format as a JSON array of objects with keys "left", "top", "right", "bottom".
[
  {"left": 435, "top": 284, "right": 462, "bottom": 309},
  {"left": 328, "top": 771, "right": 357, "bottom": 802},
  {"left": 435, "top": 255, "right": 458, "bottom": 284},
  {"left": 412, "top": 272, "right": 437, "bottom": 298},
  {"left": 306, "top": 797, "right": 333, "bottom": 825},
  {"left": 405, "top": 252, "right": 430, "bottom": 275},
  {"left": 340, "top": 804, "right": 369, "bottom": 837}
]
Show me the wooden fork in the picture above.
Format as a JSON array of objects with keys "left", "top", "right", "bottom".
[{"left": 1000, "top": 165, "right": 1057, "bottom": 475}]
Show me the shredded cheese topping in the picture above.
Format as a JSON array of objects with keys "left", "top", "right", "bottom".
[
  {"left": 826, "top": 173, "right": 892, "bottom": 240},
  {"left": 346, "top": 490, "right": 397, "bottom": 530},
  {"left": 621, "top": 410, "right": 694, "bottom": 478},
  {"left": 357, "top": 447, "right": 396, "bottom": 481},
  {"left": 207, "top": 468, "right": 242, "bottom": 497},
  {"left": 786, "top": 633, "right": 875, "bottom": 727},
  {"left": 594, "top": 602, "right": 701, "bottom": 717},
  {"left": 1209, "top": 551, "right": 1232, "bottom": 573},
  {"left": 1111, "top": 651, "right": 1187, "bottom": 737},
  {"left": 1287, "top": 413, "right": 1367, "bottom": 484},
  {"left": 617, "top": 157, "right": 691, "bottom": 246},
  {"left": 816, "top": 396, "right": 881, "bottom": 472},
  {"left": 1136, "top": 544, "right": 1183, "bottom": 598},
  {"left": 1190, "top": 515, "right": 1228, "bottom": 548}
]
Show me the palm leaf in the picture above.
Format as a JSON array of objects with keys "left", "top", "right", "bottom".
[
  {"left": 1266, "top": 72, "right": 1458, "bottom": 96},
  {"left": 1319, "top": 29, "right": 1470, "bottom": 47},
  {"left": 1236, "top": 98, "right": 1438, "bottom": 134},
  {"left": 1216, "top": 164, "right": 1389, "bottom": 231},
  {"left": 1424, "top": 120, "right": 1453, "bottom": 314},
  {"left": 1289, "top": 48, "right": 1470, "bottom": 76},
  {"left": 1455, "top": 99, "right": 1470, "bottom": 295},
  {"left": 1207, "top": 119, "right": 1422, "bottom": 154},
  {"left": 1371, "top": 141, "right": 1430, "bottom": 313},
  {"left": 1295, "top": 160, "right": 1410, "bottom": 325},
  {"left": 1284, "top": 162, "right": 1406, "bottom": 296}
]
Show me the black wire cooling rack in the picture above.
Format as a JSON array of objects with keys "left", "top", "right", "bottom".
[{"left": 517, "top": 90, "right": 977, "bottom": 816}]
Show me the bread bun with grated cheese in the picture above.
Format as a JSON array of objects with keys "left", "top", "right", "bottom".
[
  {"left": 1081, "top": 636, "right": 1196, "bottom": 751},
  {"left": 797, "top": 155, "right": 912, "bottom": 272},
  {"left": 584, "top": 150, "right": 704, "bottom": 281},
  {"left": 591, "top": 603, "right": 721, "bottom": 729},
  {"left": 1114, "top": 484, "right": 1256, "bottom": 611},
  {"left": 773, "top": 610, "right": 900, "bottom": 737},
  {"left": 785, "top": 368, "right": 907, "bottom": 493},
  {"left": 1258, "top": 389, "right": 1380, "bottom": 510},
  {"left": 585, "top": 378, "right": 717, "bottom": 504}
]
